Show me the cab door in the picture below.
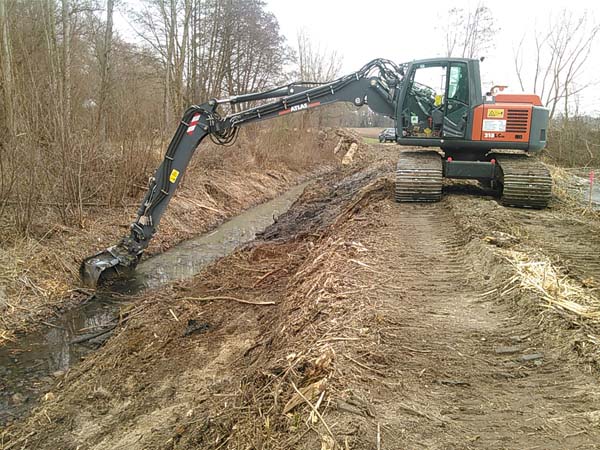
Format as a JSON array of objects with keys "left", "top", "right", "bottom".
[
  {"left": 400, "top": 62, "right": 447, "bottom": 139},
  {"left": 398, "top": 60, "right": 472, "bottom": 142},
  {"left": 443, "top": 62, "right": 469, "bottom": 138}
]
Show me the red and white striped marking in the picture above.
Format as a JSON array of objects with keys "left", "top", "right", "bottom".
[{"left": 186, "top": 113, "right": 201, "bottom": 135}]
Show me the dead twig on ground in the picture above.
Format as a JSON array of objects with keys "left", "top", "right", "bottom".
[
  {"left": 343, "top": 354, "right": 386, "bottom": 377},
  {"left": 400, "top": 345, "right": 432, "bottom": 354},
  {"left": 182, "top": 296, "right": 275, "bottom": 306},
  {"left": 290, "top": 381, "right": 336, "bottom": 443},
  {"left": 253, "top": 267, "right": 287, "bottom": 288}
]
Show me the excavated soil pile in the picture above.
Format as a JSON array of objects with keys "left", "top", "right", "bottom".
[{"left": 3, "top": 142, "right": 600, "bottom": 450}]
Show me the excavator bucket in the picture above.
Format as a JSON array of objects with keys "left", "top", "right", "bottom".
[
  {"left": 80, "top": 249, "right": 120, "bottom": 287},
  {"left": 80, "top": 244, "right": 139, "bottom": 287}
]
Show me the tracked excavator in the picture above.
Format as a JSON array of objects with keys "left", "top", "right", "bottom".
[{"left": 82, "top": 57, "right": 551, "bottom": 286}]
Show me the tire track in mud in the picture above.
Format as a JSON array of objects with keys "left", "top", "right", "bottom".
[{"left": 346, "top": 197, "right": 600, "bottom": 449}]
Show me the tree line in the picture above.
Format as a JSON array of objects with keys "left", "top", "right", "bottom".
[{"left": 0, "top": 0, "right": 297, "bottom": 232}]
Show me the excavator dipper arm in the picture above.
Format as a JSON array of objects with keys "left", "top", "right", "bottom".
[
  {"left": 81, "top": 58, "right": 403, "bottom": 286},
  {"left": 81, "top": 105, "right": 214, "bottom": 285}
]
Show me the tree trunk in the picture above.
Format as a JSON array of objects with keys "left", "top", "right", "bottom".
[
  {"left": 174, "top": 0, "right": 191, "bottom": 115},
  {"left": 98, "top": 0, "right": 115, "bottom": 141},
  {"left": 61, "top": 0, "right": 71, "bottom": 128},
  {"left": 0, "top": 0, "right": 14, "bottom": 137},
  {"left": 163, "top": 0, "right": 175, "bottom": 128}
]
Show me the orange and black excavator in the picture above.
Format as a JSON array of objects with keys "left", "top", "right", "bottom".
[{"left": 82, "top": 57, "right": 551, "bottom": 286}]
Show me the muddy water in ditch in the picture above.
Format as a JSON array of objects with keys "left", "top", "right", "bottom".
[{"left": 0, "top": 182, "right": 309, "bottom": 425}]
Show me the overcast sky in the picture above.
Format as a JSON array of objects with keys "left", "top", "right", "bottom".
[{"left": 265, "top": 0, "right": 600, "bottom": 114}]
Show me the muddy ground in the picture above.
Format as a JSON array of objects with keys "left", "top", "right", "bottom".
[{"left": 2, "top": 139, "right": 600, "bottom": 449}]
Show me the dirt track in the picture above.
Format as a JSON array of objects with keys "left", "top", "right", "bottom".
[
  {"left": 3, "top": 143, "right": 600, "bottom": 449},
  {"left": 336, "top": 197, "right": 600, "bottom": 449}
]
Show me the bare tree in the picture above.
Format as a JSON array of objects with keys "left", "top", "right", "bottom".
[
  {"left": 296, "top": 29, "right": 342, "bottom": 82},
  {"left": 514, "top": 11, "right": 599, "bottom": 119},
  {"left": 442, "top": 3, "right": 497, "bottom": 59},
  {"left": 61, "top": 0, "right": 72, "bottom": 127},
  {"left": 0, "top": 0, "right": 16, "bottom": 219},
  {"left": 224, "top": 1, "right": 288, "bottom": 100},
  {"left": 129, "top": 0, "right": 194, "bottom": 126},
  {"left": 97, "top": 0, "right": 114, "bottom": 140},
  {"left": 130, "top": 0, "right": 288, "bottom": 118},
  {"left": 292, "top": 30, "right": 343, "bottom": 128}
]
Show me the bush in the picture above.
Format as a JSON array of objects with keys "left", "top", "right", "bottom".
[{"left": 545, "top": 118, "right": 600, "bottom": 167}]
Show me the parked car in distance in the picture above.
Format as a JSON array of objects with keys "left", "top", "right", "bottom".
[{"left": 379, "top": 127, "right": 396, "bottom": 142}]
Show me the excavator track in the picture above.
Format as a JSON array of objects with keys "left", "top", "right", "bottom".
[
  {"left": 494, "top": 154, "right": 552, "bottom": 209},
  {"left": 395, "top": 151, "right": 443, "bottom": 202}
]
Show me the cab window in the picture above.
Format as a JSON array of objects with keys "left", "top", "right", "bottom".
[{"left": 448, "top": 63, "right": 468, "bottom": 104}]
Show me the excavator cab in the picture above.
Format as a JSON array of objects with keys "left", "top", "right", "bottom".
[
  {"left": 396, "top": 58, "right": 483, "bottom": 148},
  {"left": 395, "top": 57, "right": 549, "bottom": 155}
]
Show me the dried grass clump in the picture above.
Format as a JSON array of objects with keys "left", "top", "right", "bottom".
[
  {"left": 498, "top": 248, "right": 600, "bottom": 368},
  {"left": 504, "top": 250, "right": 600, "bottom": 322},
  {"left": 0, "top": 236, "right": 77, "bottom": 345},
  {"left": 549, "top": 166, "right": 581, "bottom": 206}
]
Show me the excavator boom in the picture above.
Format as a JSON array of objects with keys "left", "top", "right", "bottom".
[{"left": 81, "top": 59, "right": 403, "bottom": 286}]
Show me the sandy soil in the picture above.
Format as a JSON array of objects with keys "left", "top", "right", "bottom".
[{"left": 2, "top": 143, "right": 600, "bottom": 449}]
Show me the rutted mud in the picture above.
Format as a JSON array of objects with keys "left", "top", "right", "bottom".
[{"left": 2, "top": 144, "right": 600, "bottom": 450}]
